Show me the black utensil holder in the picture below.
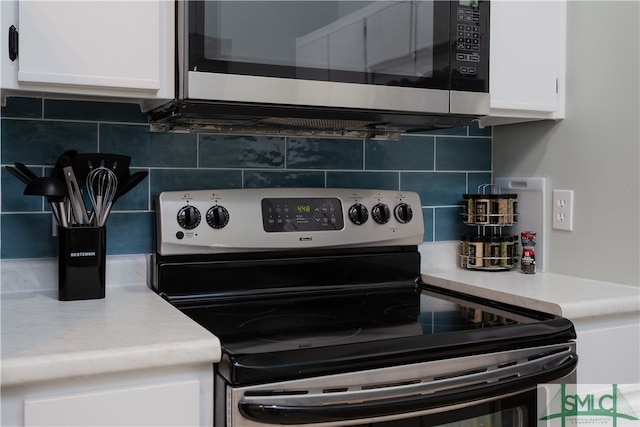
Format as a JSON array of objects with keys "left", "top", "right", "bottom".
[{"left": 58, "top": 226, "right": 106, "bottom": 301}]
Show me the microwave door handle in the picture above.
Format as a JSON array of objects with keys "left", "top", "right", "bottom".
[{"left": 238, "top": 350, "right": 577, "bottom": 425}]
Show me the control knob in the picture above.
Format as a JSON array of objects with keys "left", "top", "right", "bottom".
[
  {"left": 177, "top": 205, "right": 201, "bottom": 229},
  {"left": 206, "top": 205, "right": 230, "bottom": 229},
  {"left": 348, "top": 203, "right": 369, "bottom": 225},
  {"left": 371, "top": 203, "right": 391, "bottom": 224},
  {"left": 394, "top": 203, "right": 413, "bottom": 224}
]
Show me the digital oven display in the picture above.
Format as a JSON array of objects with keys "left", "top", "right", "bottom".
[{"left": 261, "top": 198, "right": 344, "bottom": 232}]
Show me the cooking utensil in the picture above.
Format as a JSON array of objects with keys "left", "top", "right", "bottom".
[
  {"left": 63, "top": 166, "right": 90, "bottom": 225},
  {"left": 51, "top": 149, "right": 77, "bottom": 181},
  {"left": 5, "top": 166, "right": 33, "bottom": 185},
  {"left": 86, "top": 167, "right": 118, "bottom": 226},
  {"left": 114, "top": 171, "right": 148, "bottom": 201},
  {"left": 23, "top": 177, "right": 68, "bottom": 227},
  {"left": 72, "top": 153, "right": 131, "bottom": 185},
  {"left": 14, "top": 162, "right": 39, "bottom": 181}
]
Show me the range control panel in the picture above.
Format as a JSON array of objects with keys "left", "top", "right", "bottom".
[{"left": 156, "top": 188, "right": 424, "bottom": 255}]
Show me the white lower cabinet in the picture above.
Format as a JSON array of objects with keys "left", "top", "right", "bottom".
[
  {"left": 24, "top": 381, "right": 199, "bottom": 427},
  {"left": 573, "top": 314, "right": 640, "bottom": 384},
  {"left": 2, "top": 365, "right": 213, "bottom": 427}
]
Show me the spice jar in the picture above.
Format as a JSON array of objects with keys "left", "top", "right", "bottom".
[
  {"left": 474, "top": 195, "right": 490, "bottom": 225},
  {"left": 498, "top": 195, "right": 510, "bottom": 225},
  {"left": 462, "top": 194, "right": 474, "bottom": 224},
  {"left": 489, "top": 195, "right": 500, "bottom": 225},
  {"left": 508, "top": 194, "right": 518, "bottom": 224},
  {"left": 500, "top": 235, "right": 514, "bottom": 268},
  {"left": 460, "top": 236, "right": 469, "bottom": 268},
  {"left": 484, "top": 236, "right": 501, "bottom": 268},
  {"left": 468, "top": 236, "right": 484, "bottom": 268},
  {"left": 520, "top": 231, "right": 536, "bottom": 274}
]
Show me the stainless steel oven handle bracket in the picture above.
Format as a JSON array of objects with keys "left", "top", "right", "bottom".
[{"left": 238, "top": 347, "right": 577, "bottom": 425}]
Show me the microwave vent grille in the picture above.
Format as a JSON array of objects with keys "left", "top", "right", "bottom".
[{"left": 259, "top": 117, "right": 375, "bottom": 131}]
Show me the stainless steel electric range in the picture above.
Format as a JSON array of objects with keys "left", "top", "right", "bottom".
[{"left": 152, "top": 188, "right": 577, "bottom": 427}]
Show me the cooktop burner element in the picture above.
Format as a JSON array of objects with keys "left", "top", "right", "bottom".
[{"left": 240, "top": 314, "right": 362, "bottom": 346}]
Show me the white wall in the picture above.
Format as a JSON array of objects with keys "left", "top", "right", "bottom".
[{"left": 493, "top": 1, "right": 639, "bottom": 286}]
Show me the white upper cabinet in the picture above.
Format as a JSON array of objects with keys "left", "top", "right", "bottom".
[
  {"left": 479, "top": 0, "right": 567, "bottom": 127},
  {"left": 1, "top": 0, "right": 173, "bottom": 100}
]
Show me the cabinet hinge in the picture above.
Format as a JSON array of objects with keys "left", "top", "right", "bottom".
[
  {"left": 8, "top": 25, "right": 18, "bottom": 61},
  {"left": 556, "top": 78, "right": 559, "bottom": 94}
]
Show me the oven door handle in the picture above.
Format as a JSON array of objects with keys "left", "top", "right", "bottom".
[{"left": 238, "top": 349, "right": 577, "bottom": 425}]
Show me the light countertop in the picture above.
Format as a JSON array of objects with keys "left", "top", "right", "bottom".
[
  {"left": 2, "top": 247, "right": 639, "bottom": 388},
  {"left": 419, "top": 242, "right": 640, "bottom": 320},
  {"left": 1, "top": 256, "right": 221, "bottom": 387}
]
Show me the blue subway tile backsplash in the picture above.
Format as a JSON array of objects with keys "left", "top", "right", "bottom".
[
  {"left": 2, "top": 120, "right": 97, "bottom": 163},
  {"left": 1, "top": 96, "right": 492, "bottom": 259},
  {"left": 287, "top": 138, "right": 364, "bottom": 170},
  {"left": 365, "top": 136, "right": 435, "bottom": 171},
  {"left": 100, "top": 124, "right": 198, "bottom": 168},
  {"left": 199, "top": 135, "right": 285, "bottom": 169}
]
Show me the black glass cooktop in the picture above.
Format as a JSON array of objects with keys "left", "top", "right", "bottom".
[
  {"left": 182, "top": 285, "right": 533, "bottom": 353},
  {"left": 155, "top": 247, "right": 575, "bottom": 385},
  {"left": 176, "top": 282, "right": 574, "bottom": 385}
]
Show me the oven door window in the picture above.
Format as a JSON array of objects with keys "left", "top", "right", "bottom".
[
  {"left": 368, "top": 390, "right": 534, "bottom": 427},
  {"left": 189, "top": 1, "right": 451, "bottom": 89},
  {"left": 433, "top": 407, "right": 527, "bottom": 427}
]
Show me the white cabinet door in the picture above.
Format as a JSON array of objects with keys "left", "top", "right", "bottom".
[
  {"left": 480, "top": 1, "right": 566, "bottom": 126},
  {"left": 574, "top": 315, "right": 640, "bottom": 384},
  {"left": 19, "top": 1, "right": 159, "bottom": 91},
  {"left": 24, "top": 380, "right": 200, "bottom": 427},
  {"left": 1, "top": 0, "right": 173, "bottom": 100}
]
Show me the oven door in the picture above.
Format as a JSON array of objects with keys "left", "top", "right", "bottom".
[
  {"left": 220, "top": 343, "right": 576, "bottom": 427},
  {"left": 182, "top": 0, "right": 489, "bottom": 113}
]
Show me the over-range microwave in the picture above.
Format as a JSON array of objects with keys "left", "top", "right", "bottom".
[{"left": 149, "top": 0, "right": 490, "bottom": 139}]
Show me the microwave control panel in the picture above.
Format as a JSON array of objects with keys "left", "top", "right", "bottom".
[{"left": 451, "top": 0, "right": 490, "bottom": 91}]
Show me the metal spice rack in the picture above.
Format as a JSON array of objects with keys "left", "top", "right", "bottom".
[{"left": 460, "top": 184, "right": 519, "bottom": 271}]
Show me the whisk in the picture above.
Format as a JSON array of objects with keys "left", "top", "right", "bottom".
[{"left": 86, "top": 167, "right": 118, "bottom": 226}]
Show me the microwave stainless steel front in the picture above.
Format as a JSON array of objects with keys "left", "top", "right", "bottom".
[{"left": 150, "top": 0, "right": 490, "bottom": 139}]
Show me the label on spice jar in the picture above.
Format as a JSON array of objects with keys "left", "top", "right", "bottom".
[
  {"left": 521, "top": 248, "right": 536, "bottom": 274},
  {"left": 484, "top": 237, "right": 501, "bottom": 268},
  {"left": 468, "top": 237, "right": 484, "bottom": 267},
  {"left": 462, "top": 195, "right": 474, "bottom": 224},
  {"left": 474, "top": 198, "right": 490, "bottom": 225},
  {"left": 490, "top": 196, "right": 500, "bottom": 225},
  {"left": 460, "top": 236, "right": 469, "bottom": 268}
]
